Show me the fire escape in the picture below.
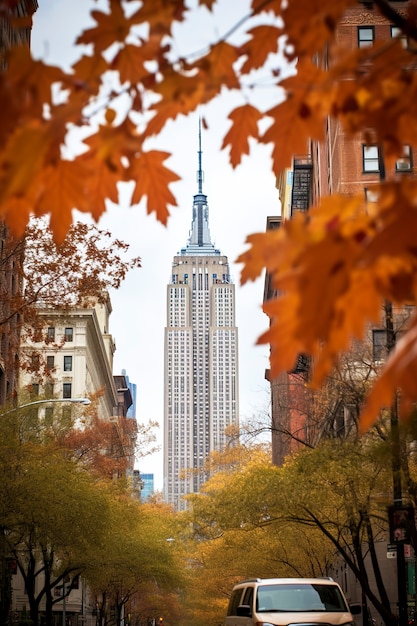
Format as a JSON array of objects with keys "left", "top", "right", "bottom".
[
  {"left": 290, "top": 156, "right": 313, "bottom": 216},
  {"left": 290, "top": 156, "right": 313, "bottom": 376}
]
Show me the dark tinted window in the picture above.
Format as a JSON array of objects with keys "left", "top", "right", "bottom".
[
  {"left": 227, "top": 589, "right": 244, "bottom": 616},
  {"left": 242, "top": 587, "right": 254, "bottom": 611}
]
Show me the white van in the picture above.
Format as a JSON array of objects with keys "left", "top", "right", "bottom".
[{"left": 225, "top": 578, "right": 360, "bottom": 626}]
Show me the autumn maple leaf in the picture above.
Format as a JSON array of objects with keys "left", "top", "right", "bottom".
[
  {"left": 76, "top": 0, "right": 136, "bottom": 52},
  {"left": 222, "top": 104, "right": 263, "bottom": 168},
  {"left": 240, "top": 25, "right": 282, "bottom": 74},
  {"left": 34, "top": 160, "right": 92, "bottom": 243},
  {"left": 128, "top": 150, "right": 180, "bottom": 224}
]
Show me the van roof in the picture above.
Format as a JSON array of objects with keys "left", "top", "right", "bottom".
[{"left": 235, "top": 578, "right": 335, "bottom": 586}]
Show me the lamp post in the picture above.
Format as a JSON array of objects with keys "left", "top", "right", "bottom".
[{"left": 7, "top": 397, "right": 91, "bottom": 412}]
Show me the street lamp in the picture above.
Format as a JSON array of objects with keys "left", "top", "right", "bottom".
[{"left": 7, "top": 398, "right": 91, "bottom": 412}]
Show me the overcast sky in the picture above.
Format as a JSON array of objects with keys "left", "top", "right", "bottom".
[{"left": 31, "top": 1, "right": 284, "bottom": 488}]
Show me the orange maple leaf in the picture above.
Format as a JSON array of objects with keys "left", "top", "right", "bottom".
[
  {"left": 144, "top": 69, "right": 207, "bottom": 137},
  {"left": 240, "top": 25, "right": 282, "bottom": 74},
  {"left": 282, "top": 0, "right": 355, "bottom": 60},
  {"left": 72, "top": 53, "right": 110, "bottom": 94},
  {"left": 34, "top": 160, "right": 92, "bottom": 243},
  {"left": 198, "top": 41, "right": 240, "bottom": 91},
  {"left": 0, "top": 122, "right": 50, "bottom": 201},
  {"left": 76, "top": 0, "right": 135, "bottom": 52},
  {"left": 128, "top": 150, "right": 180, "bottom": 225},
  {"left": 132, "top": 0, "right": 187, "bottom": 35},
  {"left": 83, "top": 115, "right": 142, "bottom": 174},
  {"left": 112, "top": 43, "right": 155, "bottom": 86},
  {"left": 5, "top": 45, "right": 66, "bottom": 111},
  {"left": 79, "top": 153, "right": 120, "bottom": 222},
  {"left": 221, "top": 104, "right": 263, "bottom": 168},
  {"left": 251, "top": 0, "right": 281, "bottom": 15},
  {"left": 261, "top": 59, "right": 329, "bottom": 174}
]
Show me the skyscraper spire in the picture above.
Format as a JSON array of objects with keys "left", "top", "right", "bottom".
[
  {"left": 197, "top": 117, "right": 204, "bottom": 195},
  {"left": 181, "top": 118, "right": 219, "bottom": 256}
]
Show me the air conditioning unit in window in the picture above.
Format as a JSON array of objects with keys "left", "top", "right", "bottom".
[{"left": 397, "top": 161, "right": 411, "bottom": 171}]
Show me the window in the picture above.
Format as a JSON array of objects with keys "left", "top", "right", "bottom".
[
  {"left": 45, "top": 382, "right": 54, "bottom": 399},
  {"left": 358, "top": 26, "right": 374, "bottom": 47},
  {"left": 391, "top": 25, "right": 408, "bottom": 48},
  {"left": 372, "top": 329, "right": 387, "bottom": 361},
  {"left": 47, "top": 327, "right": 55, "bottom": 342},
  {"left": 46, "top": 355, "right": 55, "bottom": 370},
  {"left": 62, "top": 406, "right": 72, "bottom": 425},
  {"left": 64, "top": 327, "right": 73, "bottom": 342},
  {"left": 63, "top": 383, "right": 72, "bottom": 399},
  {"left": 363, "top": 145, "right": 380, "bottom": 172},
  {"left": 396, "top": 145, "right": 412, "bottom": 172},
  {"left": 30, "top": 383, "right": 39, "bottom": 396},
  {"left": 364, "top": 187, "right": 379, "bottom": 203},
  {"left": 44, "top": 406, "right": 54, "bottom": 426},
  {"left": 63, "top": 356, "right": 73, "bottom": 372}
]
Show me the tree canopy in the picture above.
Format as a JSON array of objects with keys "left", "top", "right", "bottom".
[{"left": 2, "top": 0, "right": 417, "bottom": 427}]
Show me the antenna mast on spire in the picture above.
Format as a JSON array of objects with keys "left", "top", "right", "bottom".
[{"left": 197, "top": 117, "right": 204, "bottom": 194}]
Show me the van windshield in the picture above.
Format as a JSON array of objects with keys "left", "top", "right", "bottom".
[{"left": 256, "top": 583, "right": 348, "bottom": 613}]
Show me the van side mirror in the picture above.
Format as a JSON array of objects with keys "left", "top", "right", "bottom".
[
  {"left": 237, "top": 605, "right": 252, "bottom": 617},
  {"left": 350, "top": 604, "right": 362, "bottom": 615}
]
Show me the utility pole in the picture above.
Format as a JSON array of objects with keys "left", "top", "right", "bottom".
[{"left": 385, "top": 300, "right": 408, "bottom": 626}]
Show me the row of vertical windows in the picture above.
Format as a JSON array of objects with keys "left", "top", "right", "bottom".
[
  {"left": 30, "top": 382, "right": 72, "bottom": 398},
  {"left": 46, "top": 327, "right": 73, "bottom": 342},
  {"left": 362, "top": 144, "right": 412, "bottom": 173},
  {"left": 358, "top": 25, "right": 409, "bottom": 49},
  {"left": 45, "top": 355, "right": 72, "bottom": 371}
]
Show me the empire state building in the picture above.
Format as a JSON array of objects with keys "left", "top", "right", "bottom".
[{"left": 163, "top": 128, "right": 239, "bottom": 511}]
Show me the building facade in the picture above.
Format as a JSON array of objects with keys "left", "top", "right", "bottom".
[
  {"left": 163, "top": 129, "right": 239, "bottom": 510},
  {"left": 269, "top": 0, "right": 416, "bottom": 464},
  {"left": 265, "top": 0, "right": 414, "bottom": 618},
  {"left": 0, "top": 0, "right": 38, "bottom": 408},
  {"left": 20, "top": 296, "right": 119, "bottom": 421}
]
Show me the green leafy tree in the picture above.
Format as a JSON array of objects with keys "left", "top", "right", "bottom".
[
  {"left": 85, "top": 498, "right": 184, "bottom": 626},
  {"left": 0, "top": 413, "right": 112, "bottom": 626}
]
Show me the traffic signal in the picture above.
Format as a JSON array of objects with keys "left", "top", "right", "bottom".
[{"left": 159, "top": 617, "right": 164, "bottom": 626}]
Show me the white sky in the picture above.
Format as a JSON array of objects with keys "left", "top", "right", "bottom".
[{"left": 31, "top": 0, "right": 285, "bottom": 489}]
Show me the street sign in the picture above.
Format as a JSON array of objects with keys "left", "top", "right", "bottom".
[{"left": 387, "top": 544, "right": 397, "bottom": 559}]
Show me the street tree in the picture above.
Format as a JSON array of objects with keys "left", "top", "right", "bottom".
[
  {"left": 182, "top": 446, "right": 335, "bottom": 626},
  {"left": 85, "top": 498, "right": 184, "bottom": 626},
  {"left": 0, "top": 422, "right": 113, "bottom": 626},
  {"left": 186, "top": 439, "right": 399, "bottom": 626},
  {"left": 1, "top": 0, "right": 417, "bottom": 426},
  {"left": 0, "top": 407, "right": 176, "bottom": 626}
]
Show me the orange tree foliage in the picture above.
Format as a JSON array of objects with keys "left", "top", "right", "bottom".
[{"left": 2, "top": 0, "right": 417, "bottom": 427}]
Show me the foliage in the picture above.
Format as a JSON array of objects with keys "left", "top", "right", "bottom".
[
  {"left": 85, "top": 498, "right": 184, "bottom": 626},
  {"left": 2, "top": 0, "right": 417, "bottom": 428},
  {"left": 0, "top": 409, "right": 112, "bottom": 626},
  {"left": 1, "top": 217, "right": 140, "bottom": 328},
  {"left": 0, "top": 406, "right": 181, "bottom": 626},
  {"left": 181, "top": 445, "right": 335, "bottom": 626},
  {"left": 1, "top": 0, "right": 414, "bottom": 426},
  {"left": 185, "top": 438, "right": 400, "bottom": 626}
]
